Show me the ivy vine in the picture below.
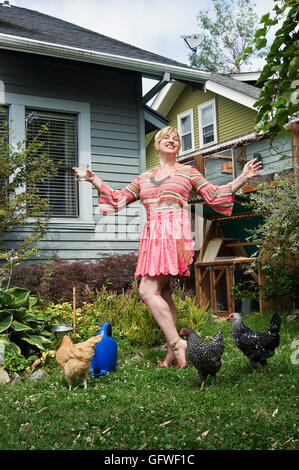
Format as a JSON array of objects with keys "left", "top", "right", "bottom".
[{"left": 242, "top": 0, "right": 299, "bottom": 137}]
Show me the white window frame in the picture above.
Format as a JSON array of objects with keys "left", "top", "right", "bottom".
[
  {"left": 198, "top": 99, "right": 217, "bottom": 148},
  {"left": 6, "top": 93, "right": 93, "bottom": 225},
  {"left": 177, "top": 108, "right": 195, "bottom": 155}
]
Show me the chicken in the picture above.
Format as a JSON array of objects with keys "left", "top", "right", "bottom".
[
  {"left": 56, "top": 334, "right": 102, "bottom": 390},
  {"left": 180, "top": 328, "right": 224, "bottom": 390},
  {"left": 228, "top": 313, "right": 281, "bottom": 373}
]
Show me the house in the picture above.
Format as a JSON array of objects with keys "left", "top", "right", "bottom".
[
  {"left": 146, "top": 73, "right": 298, "bottom": 314},
  {"left": 0, "top": 1, "right": 211, "bottom": 263}
]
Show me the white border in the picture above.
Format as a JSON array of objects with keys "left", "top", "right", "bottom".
[
  {"left": 6, "top": 92, "right": 93, "bottom": 224},
  {"left": 177, "top": 108, "right": 195, "bottom": 155},
  {"left": 198, "top": 99, "right": 218, "bottom": 149},
  {"left": 205, "top": 81, "right": 256, "bottom": 109}
]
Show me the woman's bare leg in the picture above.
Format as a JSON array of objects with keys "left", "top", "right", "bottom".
[
  {"left": 158, "top": 282, "right": 178, "bottom": 366},
  {"left": 139, "top": 275, "right": 187, "bottom": 368}
]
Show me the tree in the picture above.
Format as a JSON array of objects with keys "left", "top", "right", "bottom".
[
  {"left": 242, "top": 0, "right": 299, "bottom": 138},
  {"left": 0, "top": 113, "right": 56, "bottom": 275},
  {"left": 190, "top": 0, "right": 266, "bottom": 73}
]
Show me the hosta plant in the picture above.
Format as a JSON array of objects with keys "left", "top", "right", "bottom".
[{"left": 0, "top": 286, "right": 53, "bottom": 355}]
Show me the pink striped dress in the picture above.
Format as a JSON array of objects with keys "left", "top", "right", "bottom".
[{"left": 98, "top": 163, "right": 234, "bottom": 278}]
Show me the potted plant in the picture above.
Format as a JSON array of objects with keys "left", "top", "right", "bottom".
[{"left": 231, "top": 280, "right": 259, "bottom": 315}]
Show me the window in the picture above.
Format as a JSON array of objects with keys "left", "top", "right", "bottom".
[
  {"left": 177, "top": 109, "right": 194, "bottom": 154},
  {"left": 6, "top": 93, "right": 93, "bottom": 224},
  {"left": 25, "top": 109, "right": 78, "bottom": 218},
  {"left": 198, "top": 100, "right": 217, "bottom": 147}
]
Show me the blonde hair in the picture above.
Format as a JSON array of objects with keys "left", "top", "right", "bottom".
[{"left": 154, "top": 126, "right": 181, "bottom": 152}]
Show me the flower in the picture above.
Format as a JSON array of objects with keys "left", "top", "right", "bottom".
[{"left": 5, "top": 249, "right": 19, "bottom": 262}]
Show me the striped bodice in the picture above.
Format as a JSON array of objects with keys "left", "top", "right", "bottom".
[{"left": 98, "top": 163, "right": 234, "bottom": 217}]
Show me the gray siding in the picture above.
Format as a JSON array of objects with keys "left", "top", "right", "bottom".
[
  {"left": 245, "top": 135, "right": 292, "bottom": 175},
  {"left": 1, "top": 50, "right": 144, "bottom": 262},
  {"left": 204, "top": 134, "right": 292, "bottom": 187}
]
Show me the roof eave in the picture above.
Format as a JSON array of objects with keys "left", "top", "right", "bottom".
[
  {"left": 0, "top": 32, "right": 210, "bottom": 83},
  {"left": 205, "top": 80, "right": 258, "bottom": 109}
]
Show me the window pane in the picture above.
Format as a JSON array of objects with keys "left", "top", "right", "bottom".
[
  {"left": 25, "top": 109, "right": 78, "bottom": 217},
  {"left": 202, "top": 105, "right": 213, "bottom": 127},
  {"left": 203, "top": 124, "right": 214, "bottom": 145},
  {"left": 0, "top": 106, "right": 8, "bottom": 137},
  {"left": 181, "top": 114, "right": 191, "bottom": 134},
  {"left": 182, "top": 133, "right": 192, "bottom": 152}
]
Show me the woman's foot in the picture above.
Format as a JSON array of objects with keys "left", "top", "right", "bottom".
[
  {"left": 157, "top": 347, "right": 176, "bottom": 367},
  {"left": 169, "top": 338, "right": 188, "bottom": 368}
]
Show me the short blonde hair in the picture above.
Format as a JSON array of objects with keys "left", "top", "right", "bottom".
[{"left": 154, "top": 126, "right": 181, "bottom": 151}]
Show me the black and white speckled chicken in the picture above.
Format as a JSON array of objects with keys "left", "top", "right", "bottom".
[
  {"left": 180, "top": 328, "right": 224, "bottom": 390},
  {"left": 228, "top": 313, "right": 281, "bottom": 373}
]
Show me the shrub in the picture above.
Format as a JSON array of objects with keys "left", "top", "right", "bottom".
[
  {"left": 41, "top": 282, "right": 209, "bottom": 348},
  {"left": 11, "top": 253, "right": 138, "bottom": 306},
  {"left": 0, "top": 286, "right": 53, "bottom": 356},
  {"left": 244, "top": 171, "right": 299, "bottom": 304}
]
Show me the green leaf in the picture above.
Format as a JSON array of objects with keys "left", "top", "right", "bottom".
[
  {"left": 24, "top": 314, "right": 39, "bottom": 322},
  {"left": 8, "top": 342, "right": 21, "bottom": 355},
  {"left": 11, "top": 320, "right": 33, "bottom": 332},
  {"left": 0, "top": 335, "right": 10, "bottom": 347},
  {"left": 0, "top": 313, "right": 13, "bottom": 333},
  {"left": 7, "top": 307, "right": 28, "bottom": 320},
  {"left": 272, "top": 98, "right": 285, "bottom": 107},
  {"left": 275, "top": 108, "right": 289, "bottom": 125},
  {"left": 0, "top": 290, "right": 14, "bottom": 308},
  {"left": 277, "top": 128, "right": 289, "bottom": 138},
  {"left": 271, "top": 65, "right": 283, "bottom": 71},
  {"left": 255, "top": 27, "right": 267, "bottom": 39},
  {"left": 6, "top": 287, "right": 31, "bottom": 308},
  {"left": 260, "top": 13, "right": 270, "bottom": 24},
  {"left": 29, "top": 296, "right": 38, "bottom": 307},
  {"left": 288, "top": 57, "right": 299, "bottom": 77},
  {"left": 243, "top": 46, "right": 253, "bottom": 54},
  {"left": 256, "top": 38, "right": 267, "bottom": 50},
  {"left": 21, "top": 334, "right": 51, "bottom": 350}
]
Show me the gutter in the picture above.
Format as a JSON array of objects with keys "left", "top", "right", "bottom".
[{"left": 0, "top": 32, "right": 210, "bottom": 83}]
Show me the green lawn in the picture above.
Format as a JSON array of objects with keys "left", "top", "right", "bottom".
[{"left": 0, "top": 311, "right": 298, "bottom": 451}]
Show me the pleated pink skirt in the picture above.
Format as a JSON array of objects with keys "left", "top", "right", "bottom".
[{"left": 135, "top": 209, "right": 194, "bottom": 278}]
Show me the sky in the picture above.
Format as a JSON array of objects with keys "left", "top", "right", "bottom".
[{"left": 6, "top": 0, "right": 277, "bottom": 94}]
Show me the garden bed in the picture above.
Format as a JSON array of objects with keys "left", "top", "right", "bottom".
[{"left": 0, "top": 310, "right": 297, "bottom": 451}]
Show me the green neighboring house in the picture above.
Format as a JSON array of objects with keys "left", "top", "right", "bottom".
[{"left": 146, "top": 73, "right": 294, "bottom": 186}]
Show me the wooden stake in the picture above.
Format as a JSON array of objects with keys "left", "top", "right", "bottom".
[{"left": 73, "top": 287, "right": 76, "bottom": 343}]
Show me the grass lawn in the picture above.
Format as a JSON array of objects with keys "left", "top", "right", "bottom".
[{"left": 0, "top": 311, "right": 298, "bottom": 451}]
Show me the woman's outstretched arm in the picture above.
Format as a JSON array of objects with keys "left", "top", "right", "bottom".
[{"left": 231, "top": 158, "right": 263, "bottom": 193}]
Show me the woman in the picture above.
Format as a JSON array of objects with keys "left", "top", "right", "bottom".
[{"left": 73, "top": 126, "right": 262, "bottom": 368}]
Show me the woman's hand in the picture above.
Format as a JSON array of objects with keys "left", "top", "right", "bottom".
[
  {"left": 231, "top": 158, "right": 263, "bottom": 193},
  {"left": 72, "top": 167, "right": 102, "bottom": 190},
  {"left": 72, "top": 167, "right": 95, "bottom": 182},
  {"left": 241, "top": 158, "right": 263, "bottom": 181}
]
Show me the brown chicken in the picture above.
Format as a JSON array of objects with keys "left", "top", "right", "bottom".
[{"left": 56, "top": 334, "right": 102, "bottom": 390}]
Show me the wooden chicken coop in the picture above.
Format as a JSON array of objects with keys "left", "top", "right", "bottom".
[
  {"left": 193, "top": 197, "right": 265, "bottom": 316},
  {"left": 191, "top": 154, "right": 268, "bottom": 317}
]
